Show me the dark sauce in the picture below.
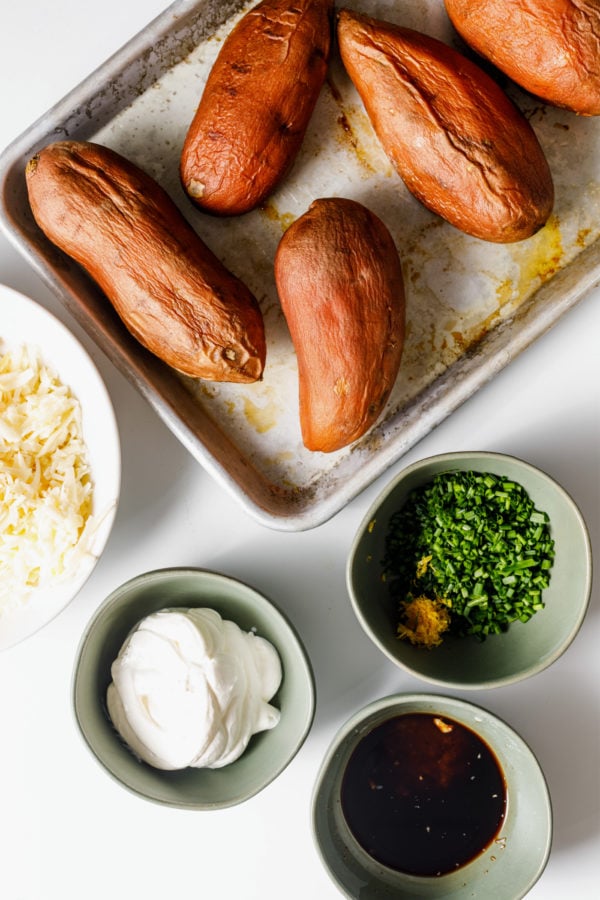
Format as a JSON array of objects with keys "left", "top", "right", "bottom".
[{"left": 340, "top": 713, "right": 506, "bottom": 877}]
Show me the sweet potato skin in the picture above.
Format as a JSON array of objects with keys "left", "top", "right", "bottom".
[
  {"left": 444, "top": 0, "right": 600, "bottom": 116},
  {"left": 337, "top": 9, "right": 554, "bottom": 243},
  {"left": 274, "top": 197, "right": 405, "bottom": 453},
  {"left": 25, "top": 141, "right": 266, "bottom": 382},
  {"left": 180, "top": 0, "right": 333, "bottom": 216}
]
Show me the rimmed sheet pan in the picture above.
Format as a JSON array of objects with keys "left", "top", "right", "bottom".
[{"left": 1, "top": 0, "right": 599, "bottom": 530}]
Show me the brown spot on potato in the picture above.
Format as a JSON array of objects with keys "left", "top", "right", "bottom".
[{"left": 186, "top": 178, "right": 206, "bottom": 199}]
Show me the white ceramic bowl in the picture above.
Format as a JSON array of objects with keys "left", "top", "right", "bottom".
[{"left": 0, "top": 284, "right": 120, "bottom": 649}]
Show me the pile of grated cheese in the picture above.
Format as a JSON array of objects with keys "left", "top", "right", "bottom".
[{"left": 0, "top": 343, "right": 93, "bottom": 615}]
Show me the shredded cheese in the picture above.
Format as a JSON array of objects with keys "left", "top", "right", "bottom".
[{"left": 0, "top": 343, "right": 93, "bottom": 615}]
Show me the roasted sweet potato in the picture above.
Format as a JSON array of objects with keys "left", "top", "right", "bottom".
[
  {"left": 25, "top": 141, "right": 266, "bottom": 382},
  {"left": 274, "top": 197, "right": 405, "bottom": 453},
  {"left": 180, "top": 0, "right": 333, "bottom": 216},
  {"left": 445, "top": 0, "right": 600, "bottom": 116},
  {"left": 337, "top": 9, "right": 554, "bottom": 243}
]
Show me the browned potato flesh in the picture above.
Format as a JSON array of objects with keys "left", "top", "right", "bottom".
[
  {"left": 180, "top": 0, "right": 333, "bottom": 216},
  {"left": 337, "top": 8, "right": 554, "bottom": 243},
  {"left": 445, "top": 0, "right": 600, "bottom": 116},
  {"left": 25, "top": 141, "right": 266, "bottom": 382},
  {"left": 274, "top": 197, "right": 406, "bottom": 453}
]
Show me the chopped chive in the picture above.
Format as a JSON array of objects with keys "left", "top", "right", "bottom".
[{"left": 382, "top": 469, "right": 555, "bottom": 641}]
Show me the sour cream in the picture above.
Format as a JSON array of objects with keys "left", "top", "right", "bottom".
[{"left": 106, "top": 607, "right": 282, "bottom": 770}]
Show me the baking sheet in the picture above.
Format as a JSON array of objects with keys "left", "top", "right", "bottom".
[{"left": 1, "top": 0, "right": 600, "bottom": 530}]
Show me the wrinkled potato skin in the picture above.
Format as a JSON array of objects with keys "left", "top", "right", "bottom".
[
  {"left": 181, "top": 0, "right": 333, "bottom": 216},
  {"left": 26, "top": 141, "right": 266, "bottom": 382},
  {"left": 337, "top": 9, "right": 554, "bottom": 243},
  {"left": 445, "top": 0, "right": 600, "bottom": 116},
  {"left": 274, "top": 198, "right": 405, "bottom": 453}
]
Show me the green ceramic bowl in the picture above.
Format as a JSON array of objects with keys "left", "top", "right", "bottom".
[
  {"left": 312, "top": 692, "right": 552, "bottom": 900},
  {"left": 347, "top": 452, "right": 592, "bottom": 689},
  {"left": 73, "top": 567, "right": 315, "bottom": 808}
]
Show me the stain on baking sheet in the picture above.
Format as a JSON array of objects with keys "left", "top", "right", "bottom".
[
  {"left": 495, "top": 214, "right": 565, "bottom": 308},
  {"left": 242, "top": 393, "right": 281, "bottom": 435},
  {"left": 90, "top": 0, "right": 600, "bottom": 497},
  {"left": 260, "top": 200, "right": 295, "bottom": 233}
]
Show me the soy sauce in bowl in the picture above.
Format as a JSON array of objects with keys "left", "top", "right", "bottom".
[{"left": 340, "top": 713, "right": 506, "bottom": 877}]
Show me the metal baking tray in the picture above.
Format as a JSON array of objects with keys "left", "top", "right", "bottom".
[{"left": 2, "top": 0, "right": 600, "bottom": 530}]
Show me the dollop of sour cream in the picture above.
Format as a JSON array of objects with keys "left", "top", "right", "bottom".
[{"left": 106, "top": 607, "right": 282, "bottom": 770}]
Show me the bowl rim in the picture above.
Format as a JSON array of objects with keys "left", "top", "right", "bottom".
[
  {"left": 311, "top": 690, "right": 553, "bottom": 900},
  {"left": 71, "top": 566, "right": 316, "bottom": 809},
  {"left": 346, "top": 450, "right": 593, "bottom": 690}
]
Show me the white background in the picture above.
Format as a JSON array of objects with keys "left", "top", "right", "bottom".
[{"left": 0, "top": 2, "right": 598, "bottom": 898}]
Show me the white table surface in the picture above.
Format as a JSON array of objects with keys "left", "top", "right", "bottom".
[{"left": 1, "top": 3, "right": 598, "bottom": 899}]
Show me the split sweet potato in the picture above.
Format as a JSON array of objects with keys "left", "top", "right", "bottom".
[
  {"left": 274, "top": 197, "right": 405, "bottom": 453},
  {"left": 444, "top": 0, "right": 600, "bottom": 116},
  {"left": 25, "top": 140, "right": 266, "bottom": 382},
  {"left": 180, "top": 0, "right": 333, "bottom": 216},
  {"left": 336, "top": 9, "right": 554, "bottom": 243}
]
